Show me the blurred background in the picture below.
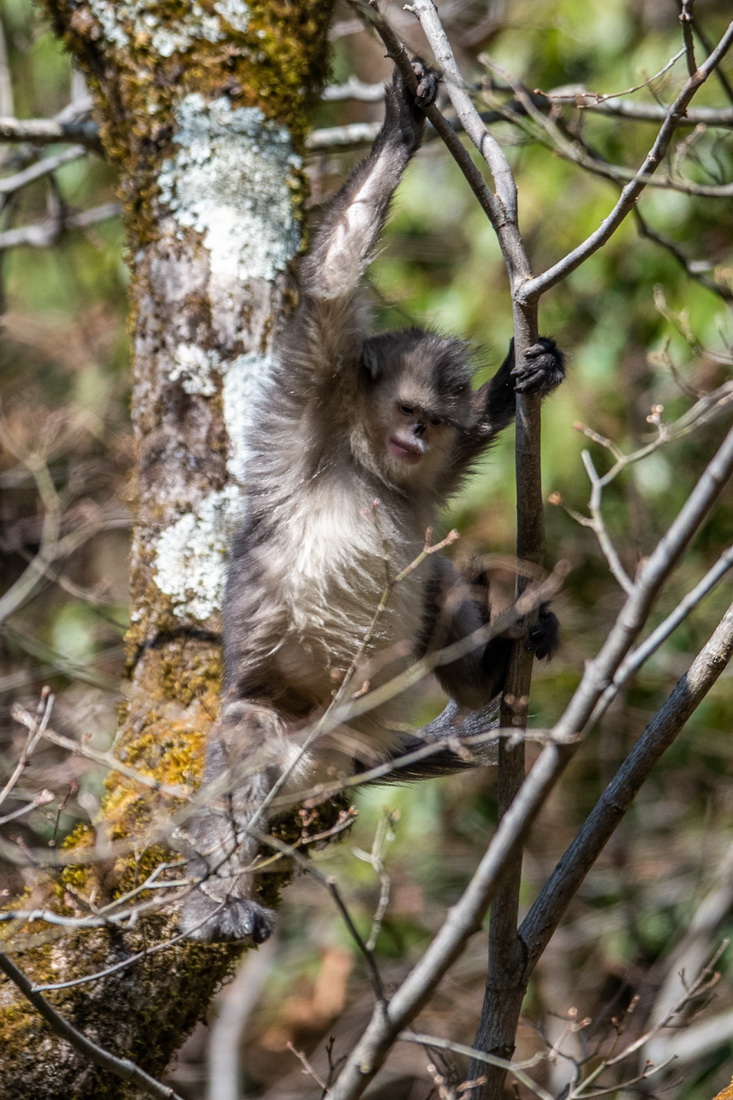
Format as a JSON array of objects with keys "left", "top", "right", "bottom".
[{"left": 0, "top": 0, "right": 731, "bottom": 1096}]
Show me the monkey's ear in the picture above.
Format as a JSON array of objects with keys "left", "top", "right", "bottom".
[{"left": 362, "top": 344, "right": 381, "bottom": 381}]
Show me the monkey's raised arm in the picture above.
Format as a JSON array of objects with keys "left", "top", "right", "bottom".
[{"left": 290, "top": 62, "right": 438, "bottom": 375}]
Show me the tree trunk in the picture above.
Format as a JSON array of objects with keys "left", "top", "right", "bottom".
[{"left": 0, "top": 3, "right": 334, "bottom": 1095}]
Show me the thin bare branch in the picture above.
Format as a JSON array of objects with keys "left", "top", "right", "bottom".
[
  {"left": 0, "top": 112, "right": 101, "bottom": 150},
  {"left": 322, "top": 78, "right": 384, "bottom": 101},
  {"left": 348, "top": 0, "right": 502, "bottom": 226},
  {"left": 523, "top": 20, "right": 733, "bottom": 300},
  {"left": 0, "top": 201, "right": 120, "bottom": 251},
  {"left": 520, "top": 601, "right": 733, "bottom": 976},
  {"left": 680, "top": 0, "right": 698, "bottom": 77},
  {"left": 0, "top": 690, "right": 55, "bottom": 808},
  {"left": 0, "top": 144, "right": 87, "bottom": 194},
  {"left": 398, "top": 1033, "right": 553, "bottom": 1100},
  {"left": 207, "top": 939, "right": 276, "bottom": 1100},
  {"left": 634, "top": 209, "right": 733, "bottom": 301}
]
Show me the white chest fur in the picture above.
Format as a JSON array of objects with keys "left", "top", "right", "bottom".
[{"left": 260, "top": 476, "right": 428, "bottom": 705}]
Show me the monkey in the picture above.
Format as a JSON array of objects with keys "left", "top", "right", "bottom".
[{"left": 179, "top": 60, "right": 564, "bottom": 945}]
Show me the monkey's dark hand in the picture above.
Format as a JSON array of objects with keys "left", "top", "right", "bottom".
[
  {"left": 410, "top": 57, "right": 440, "bottom": 109},
  {"left": 387, "top": 59, "right": 439, "bottom": 151},
  {"left": 525, "top": 604, "right": 559, "bottom": 661},
  {"left": 181, "top": 884, "right": 275, "bottom": 944},
  {"left": 511, "top": 337, "right": 565, "bottom": 398}
]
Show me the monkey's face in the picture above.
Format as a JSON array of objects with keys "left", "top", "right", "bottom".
[
  {"left": 358, "top": 330, "right": 474, "bottom": 489},
  {"left": 387, "top": 399, "right": 449, "bottom": 465},
  {"left": 369, "top": 388, "right": 464, "bottom": 490}
]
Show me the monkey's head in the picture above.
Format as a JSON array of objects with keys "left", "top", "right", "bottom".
[{"left": 357, "top": 328, "right": 476, "bottom": 490}]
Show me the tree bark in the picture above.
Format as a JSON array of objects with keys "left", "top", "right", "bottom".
[{"left": 0, "top": 3, "right": 334, "bottom": 1095}]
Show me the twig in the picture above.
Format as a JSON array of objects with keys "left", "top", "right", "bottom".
[
  {"left": 574, "top": 99, "right": 733, "bottom": 127},
  {"left": 593, "top": 544, "right": 733, "bottom": 712},
  {"left": 11, "top": 705, "right": 192, "bottom": 801},
  {"left": 0, "top": 113, "right": 100, "bottom": 150},
  {"left": 207, "top": 938, "right": 276, "bottom": 1100},
  {"left": 680, "top": 0, "right": 698, "bottom": 78},
  {"left": 322, "top": 78, "right": 384, "bottom": 102},
  {"left": 523, "top": 19, "right": 733, "bottom": 300},
  {"left": 0, "top": 201, "right": 120, "bottom": 251},
  {"left": 0, "top": 689, "right": 54, "bottom": 808},
  {"left": 352, "top": 810, "right": 398, "bottom": 952},
  {"left": 537, "top": 49, "right": 686, "bottom": 104},
  {"left": 0, "top": 789, "right": 54, "bottom": 826},
  {"left": 397, "top": 1033, "right": 553, "bottom": 1100},
  {"left": 0, "top": 952, "right": 184, "bottom": 1100},
  {"left": 580, "top": 450, "right": 634, "bottom": 593},
  {"left": 287, "top": 1041, "right": 330, "bottom": 1092},
  {"left": 553, "top": 422, "right": 733, "bottom": 742},
  {"left": 0, "top": 144, "right": 87, "bottom": 193},
  {"left": 633, "top": 208, "right": 733, "bottom": 301},
  {"left": 348, "top": 0, "right": 502, "bottom": 227},
  {"left": 519, "top": 601, "right": 733, "bottom": 977}
]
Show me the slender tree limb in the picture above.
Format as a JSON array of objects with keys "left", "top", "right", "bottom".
[
  {"left": 381, "top": 5, "right": 552, "bottom": 1091},
  {"left": 634, "top": 208, "right": 733, "bottom": 301},
  {"left": 0, "top": 114, "right": 101, "bottom": 150},
  {"left": 322, "top": 78, "right": 384, "bottom": 101},
  {"left": 556, "top": 422, "right": 733, "bottom": 741},
  {"left": 0, "top": 144, "right": 87, "bottom": 193},
  {"left": 406, "top": 0, "right": 518, "bottom": 224},
  {"left": 680, "top": 0, "right": 698, "bottom": 77},
  {"left": 482, "top": 58, "right": 733, "bottom": 200},
  {"left": 577, "top": 99, "right": 733, "bottom": 127},
  {"left": 398, "top": 1032, "right": 554, "bottom": 1100},
  {"left": 594, "top": 544, "right": 733, "bottom": 712},
  {"left": 523, "top": 20, "right": 733, "bottom": 301},
  {"left": 520, "top": 600, "right": 733, "bottom": 975},
  {"left": 0, "top": 953, "right": 184, "bottom": 1100},
  {"left": 207, "top": 939, "right": 276, "bottom": 1100},
  {"left": 349, "top": 1, "right": 502, "bottom": 226},
  {"left": 306, "top": 99, "right": 733, "bottom": 154},
  {"left": 0, "top": 202, "right": 120, "bottom": 251}
]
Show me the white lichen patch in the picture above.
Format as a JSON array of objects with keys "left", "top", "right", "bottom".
[
  {"left": 154, "top": 485, "right": 244, "bottom": 620},
  {"left": 158, "top": 95, "right": 301, "bottom": 289},
  {"left": 221, "top": 351, "right": 277, "bottom": 481},
  {"left": 87, "top": 0, "right": 250, "bottom": 57},
  {"left": 170, "top": 342, "right": 219, "bottom": 396}
]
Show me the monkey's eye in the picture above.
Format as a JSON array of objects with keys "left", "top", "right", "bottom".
[
  {"left": 399, "top": 403, "right": 415, "bottom": 416},
  {"left": 430, "top": 416, "right": 444, "bottom": 427}
]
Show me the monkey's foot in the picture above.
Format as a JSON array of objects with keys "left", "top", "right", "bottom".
[
  {"left": 180, "top": 887, "right": 275, "bottom": 944},
  {"left": 512, "top": 337, "right": 565, "bottom": 397},
  {"left": 526, "top": 604, "right": 560, "bottom": 661}
]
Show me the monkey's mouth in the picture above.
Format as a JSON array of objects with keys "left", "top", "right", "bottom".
[{"left": 388, "top": 437, "right": 424, "bottom": 464}]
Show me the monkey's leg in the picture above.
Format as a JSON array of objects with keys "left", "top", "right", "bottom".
[
  {"left": 180, "top": 700, "right": 293, "bottom": 944},
  {"left": 427, "top": 560, "right": 559, "bottom": 706},
  {"left": 388, "top": 559, "right": 559, "bottom": 780}
]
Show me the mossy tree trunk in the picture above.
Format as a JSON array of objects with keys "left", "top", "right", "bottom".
[{"left": 0, "top": 3, "right": 334, "bottom": 1095}]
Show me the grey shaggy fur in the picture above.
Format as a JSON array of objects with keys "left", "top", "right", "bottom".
[{"left": 180, "top": 62, "right": 564, "bottom": 944}]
